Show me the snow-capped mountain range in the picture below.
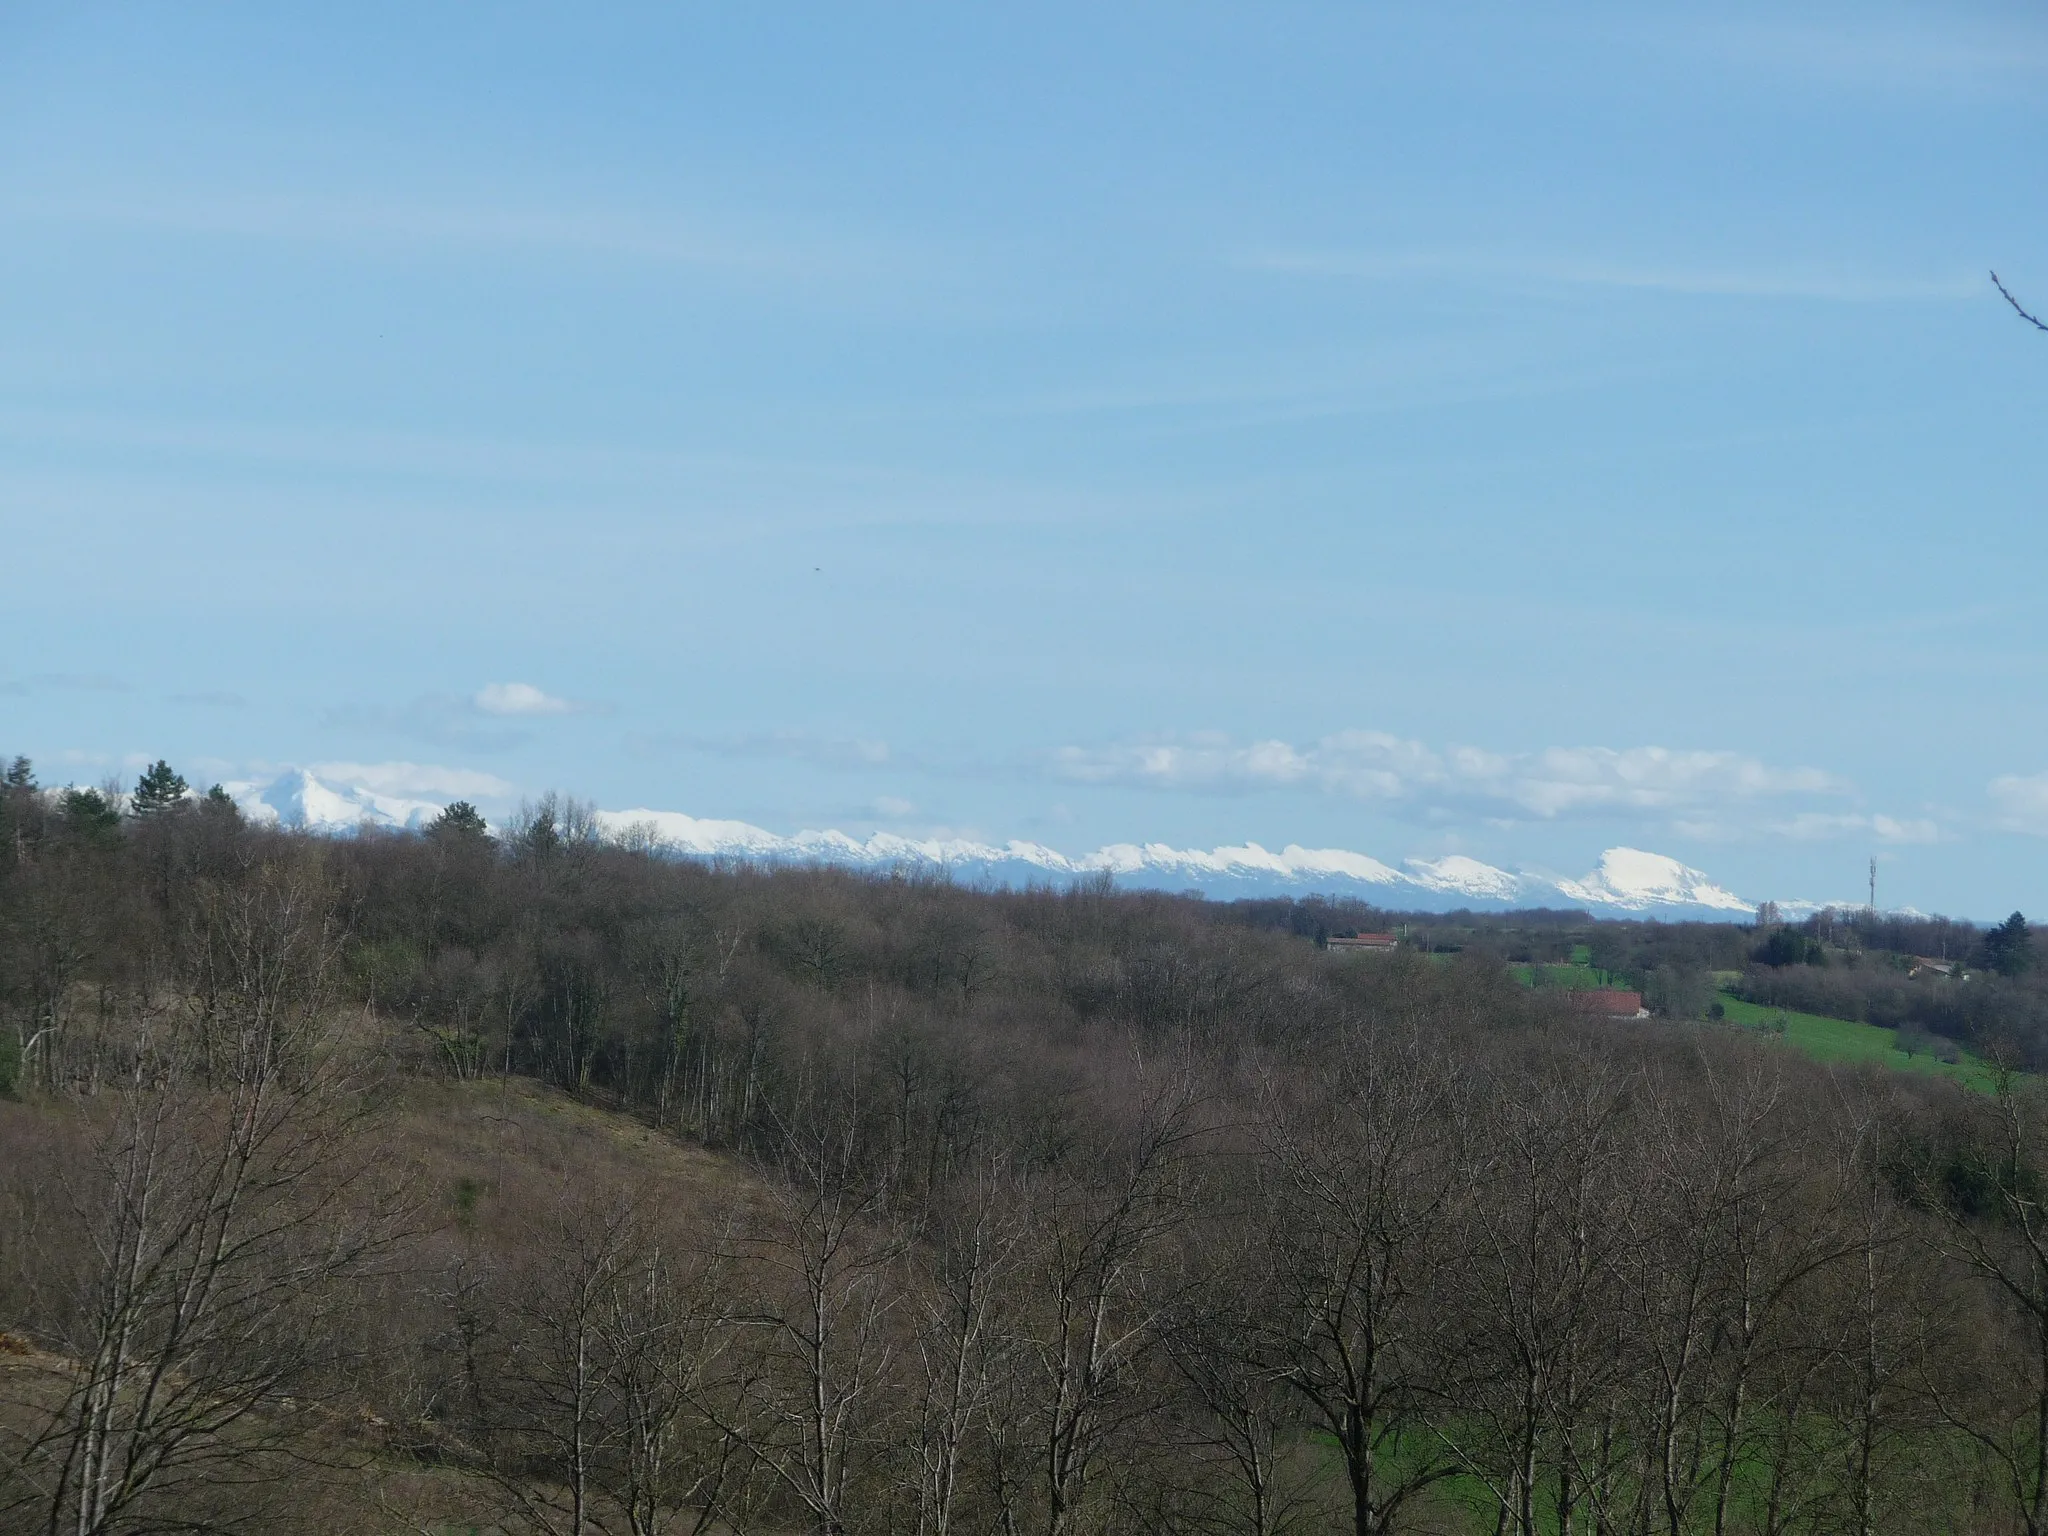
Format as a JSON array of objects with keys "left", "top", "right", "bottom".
[{"left": 211, "top": 767, "right": 1763, "bottom": 919}]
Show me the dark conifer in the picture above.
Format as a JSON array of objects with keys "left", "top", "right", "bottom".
[
  {"left": 61, "top": 787, "right": 122, "bottom": 837},
  {"left": 1982, "top": 911, "right": 2032, "bottom": 976},
  {"left": 130, "top": 760, "right": 190, "bottom": 817},
  {"left": 428, "top": 800, "right": 492, "bottom": 839}
]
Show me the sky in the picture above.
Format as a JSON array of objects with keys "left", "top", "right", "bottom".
[{"left": 3, "top": 2, "right": 2047, "bottom": 916}]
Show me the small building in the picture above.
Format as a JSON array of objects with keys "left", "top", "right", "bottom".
[
  {"left": 1571, "top": 989, "right": 1650, "bottom": 1020},
  {"left": 1908, "top": 956, "right": 1956, "bottom": 979},
  {"left": 1327, "top": 932, "right": 1399, "bottom": 955}
]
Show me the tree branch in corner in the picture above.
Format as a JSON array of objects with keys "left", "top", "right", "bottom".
[{"left": 1992, "top": 270, "right": 2048, "bottom": 331}]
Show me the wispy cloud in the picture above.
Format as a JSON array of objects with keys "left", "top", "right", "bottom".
[
  {"left": 1051, "top": 729, "right": 1851, "bottom": 829},
  {"left": 1766, "top": 811, "right": 1941, "bottom": 845},
  {"left": 5, "top": 190, "right": 925, "bottom": 292},
  {"left": 1664, "top": 15, "right": 2048, "bottom": 100},
  {"left": 633, "top": 730, "right": 893, "bottom": 769},
  {"left": 2, "top": 672, "right": 135, "bottom": 695},
  {"left": 309, "top": 761, "right": 515, "bottom": 801},
  {"left": 1990, "top": 773, "right": 2048, "bottom": 835},
  {"left": 325, "top": 681, "right": 607, "bottom": 750},
  {"left": 476, "top": 682, "right": 580, "bottom": 717},
  {"left": 1244, "top": 248, "right": 1979, "bottom": 305}
]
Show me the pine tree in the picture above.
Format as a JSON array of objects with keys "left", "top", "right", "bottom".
[
  {"left": 61, "top": 787, "right": 121, "bottom": 838},
  {"left": 428, "top": 800, "right": 491, "bottom": 840},
  {"left": 1982, "top": 911, "right": 2032, "bottom": 977},
  {"left": 202, "top": 784, "right": 243, "bottom": 821},
  {"left": 4, "top": 756, "right": 32, "bottom": 789},
  {"left": 130, "top": 760, "right": 190, "bottom": 817}
]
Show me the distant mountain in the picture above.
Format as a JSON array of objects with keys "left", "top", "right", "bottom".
[
  {"left": 216, "top": 767, "right": 1768, "bottom": 919},
  {"left": 223, "top": 768, "right": 445, "bottom": 833},
  {"left": 1550, "top": 847, "right": 1752, "bottom": 915},
  {"left": 591, "top": 807, "right": 1756, "bottom": 919}
]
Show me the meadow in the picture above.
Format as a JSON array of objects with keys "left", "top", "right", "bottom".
[{"left": 1714, "top": 992, "right": 2004, "bottom": 1093}]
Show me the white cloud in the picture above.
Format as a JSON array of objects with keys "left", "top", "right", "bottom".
[
  {"left": 309, "top": 760, "right": 515, "bottom": 800},
  {"left": 872, "top": 796, "right": 916, "bottom": 819},
  {"left": 637, "top": 730, "right": 892, "bottom": 768},
  {"left": 1770, "top": 811, "right": 1940, "bottom": 845},
  {"left": 475, "top": 682, "right": 576, "bottom": 716},
  {"left": 1052, "top": 731, "right": 1844, "bottom": 826},
  {"left": 1991, "top": 773, "right": 2048, "bottom": 835}
]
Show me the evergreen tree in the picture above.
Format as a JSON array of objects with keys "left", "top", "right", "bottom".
[
  {"left": 202, "top": 783, "right": 243, "bottom": 822},
  {"left": 1981, "top": 911, "right": 2032, "bottom": 976},
  {"left": 4, "top": 755, "right": 32, "bottom": 789},
  {"left": 61, "top": 787, "right": 121, "bottom": 838},
  {"left": 130, "top": 759, "right": 190, "bottom": 817},
  {"left": 428, "top": 800, "right": 491, "bottom": 839}
]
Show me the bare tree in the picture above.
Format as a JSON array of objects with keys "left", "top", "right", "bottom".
[
  {"left": 1441, "top": 1053, "right": 1636, "bottom": 1536},
  {"left": 897, "top": 1151, "right": 1030, "bottom": 1536},
  {"left": 0, "top": 861, "right": 403, "bottom": 1536},
  {"left": 727, "top": 1123, "right": 904, "bottom": 1536},
  {"left": 482, "top": 1190, "right": 752, "bottom": 1536},
  {"left": 1251, "top": 1024, "right": 1466, "bottom": 1536},
  {"left": 1916, "top": 1082, "right": 2048, "bottom": 1536},
  {"left": 1007, "top": 1073, "right": 1203, "bottom": 1536}
]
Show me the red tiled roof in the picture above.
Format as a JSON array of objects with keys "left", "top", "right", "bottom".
[{"left": 1571, "top": 989, "right": 1645, "bottom": 1016}]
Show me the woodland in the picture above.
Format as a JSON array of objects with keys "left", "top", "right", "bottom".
[{"left": 5, "top": 762, "right": 2048, "bottom": 1535}]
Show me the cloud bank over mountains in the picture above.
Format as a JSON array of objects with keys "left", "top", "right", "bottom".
[
  {"left": 215, "top": 766, "right": 1763, "bottom": 918},
  {"left": 1050, "top": 730, "right": 1848, "bottom": 823}
]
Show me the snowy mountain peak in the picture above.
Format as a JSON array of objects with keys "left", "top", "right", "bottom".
[
  {"left": 213, "top": 769, "right": 1771, "bottom": 918},
  {"left": 226, "top": 769, "right": 443, "bottom": 833},
  {"left": 1552, "top": 847, "right": 1753, "bottom": 914},
  {"left": 1405, "top": 854, "right": 1523, "bottom": 902}
]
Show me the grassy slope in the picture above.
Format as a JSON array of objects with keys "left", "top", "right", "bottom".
[
  {"left": 1, "top": 1075, "right": 766, "bottom": 1535},
  {"left": 1505, "top": 959, "right": 2006, "bottom": 1094},
  {"left": 1715, "top": 994, "right": 2001, "bottom": 1094}
]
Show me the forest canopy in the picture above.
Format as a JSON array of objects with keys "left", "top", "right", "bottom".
[{"left": 3, "top": 764, "right": 2048, "bottom": 1535}]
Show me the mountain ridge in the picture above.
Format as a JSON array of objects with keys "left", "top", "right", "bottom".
[{"left": 210, "top": 767, "right": 1767, "bottom": 919}]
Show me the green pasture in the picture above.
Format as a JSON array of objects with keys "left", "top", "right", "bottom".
[
  {"left": 1713, "top": 995, "right": 2001, "bottom": 1093},
  {"left": 1508, "top": 962, "right": 1626, "bottom": 991},
  {"left": 1307, "top": 1416, "right": 1984, "bottom": 1535}
]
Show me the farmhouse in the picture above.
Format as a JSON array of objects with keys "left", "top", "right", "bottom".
[
  {"left": 1571, "top": 989, "right": 1651, "bottom": 1020},
  {"left": 1326, "top": 932, "right": 1399, "bottom": 955}
]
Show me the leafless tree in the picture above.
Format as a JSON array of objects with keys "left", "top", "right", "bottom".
[
  {"left": 898, "top": 1151, "right": 1030, "bottom": 1536},
  {"left": 1916, "top": 1082, "right": 2048, "bottom": 1536},
  {"left": 1441, "top": 1052, "right": 1636, "bottom": 1536},
  {"left": 0, "top": 861, "right": 404, "bottom": 1536},
  {"left": 1005, "top": 1072, "right": 1204, "bottom": 1536},
  {"left": 1250, "top": 1023, "right": 1466, "bottom": 1536},
  {"left": 726, "top": 1122, "right": 904, "bottom": 1536},
  {"left": 482, "top": 1190, "right": 753, "bottom": 1536}
]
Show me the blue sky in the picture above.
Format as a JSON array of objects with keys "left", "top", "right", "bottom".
[{"left": 4, "top": 2, "right": 2047, "bottom": 915}]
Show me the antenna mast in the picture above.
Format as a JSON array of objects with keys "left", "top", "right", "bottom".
[{"left": 1868, "top": 856, "right": 1877, "bottom": 914}]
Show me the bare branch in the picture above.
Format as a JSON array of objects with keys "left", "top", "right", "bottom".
[{"left": 1992, "top": 270, "right": 2048, "bottom": 332}]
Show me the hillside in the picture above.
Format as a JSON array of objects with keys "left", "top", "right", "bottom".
[{"left": 5, "top": 776, "right": 2048, "bottom": 1535}]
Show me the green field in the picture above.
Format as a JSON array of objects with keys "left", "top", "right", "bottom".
[
  {"left": 1506, "top": 957, "right": 2005, "bottom": 1095},
  {"left": 1714, "top": 995, "right": 2001, "bottom": 1093},
  {"left": 1508, "top": 962, "right": 1626, "bottom": 991}
]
